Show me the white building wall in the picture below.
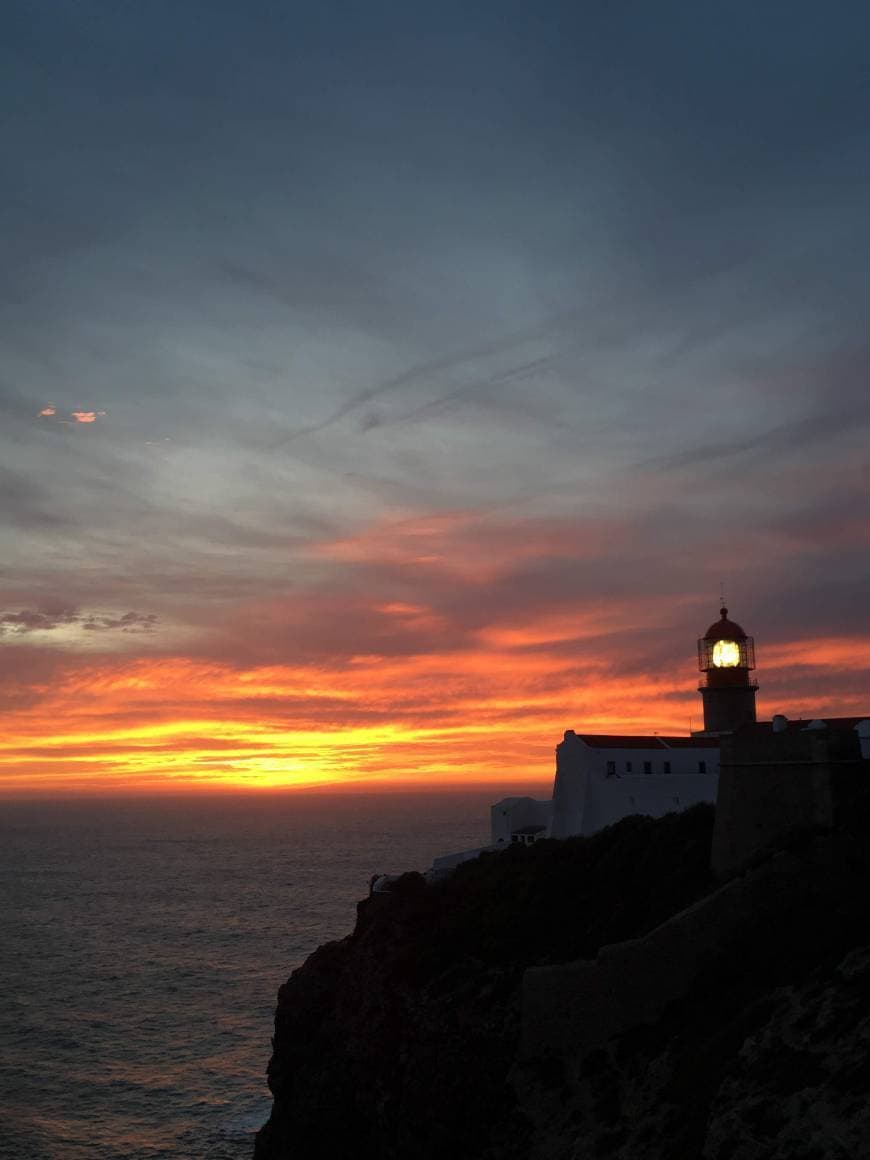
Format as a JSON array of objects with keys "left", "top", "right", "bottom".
[
  {"left": 490, "top": 796, "right": 553, "bottom": 847},
  {"left": 550, "top": 730, "right": 720, "bottom": 839},
  {"left": 550, "top": 732, "right": 593, "bottom": 838},
  {"left": 581, "top": 773, "right": 720, "bottom": 833}
]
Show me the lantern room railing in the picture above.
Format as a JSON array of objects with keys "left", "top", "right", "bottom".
[{"left": 698, "top": 672, "right": 759, "bottom": 689}]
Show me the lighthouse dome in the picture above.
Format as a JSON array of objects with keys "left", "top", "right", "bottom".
[{"left": 704, "top": 607, "right": 747, "bottom": 640}]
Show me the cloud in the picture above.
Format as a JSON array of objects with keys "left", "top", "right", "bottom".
[
  {"left": 644, "top": 397, "right": 870, "bottom": 476},
  {"left": 0, "top": 607, "right": 78, "bottom": 633},
  {"left": 267, "top": 315, "right": 571, "bottom": 448},
  {"left": 71, "top": 410, "right": 107, "bottom": 424},
  {"left": 0, "top": 607, "right": 157, "bottom": 636},
  {"left": 2, "top": 619, "right": 867, "bottom": 793},
  {"left": 81, "top": 611, "right": 159, "bottom": 632},
  {"left": 38, "top": 406, "right": 107, "bottom": 426}
]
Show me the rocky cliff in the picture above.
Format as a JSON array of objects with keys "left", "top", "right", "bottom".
[{"left": 254, "top": 801, "right": 870, "bottom": 1160}]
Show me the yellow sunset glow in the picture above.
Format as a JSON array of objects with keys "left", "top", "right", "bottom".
[{"left": 1, "top": 627, "right": 866, "bottom": 795}]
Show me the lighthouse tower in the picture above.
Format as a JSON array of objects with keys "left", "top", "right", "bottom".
[{"left": 697, "top": 607, "right": 758, "bottom": 733}]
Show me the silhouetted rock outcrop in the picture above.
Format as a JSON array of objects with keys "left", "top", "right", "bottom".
[{"left": 254, "top": 799, "right": 870, "bottom": 1159}]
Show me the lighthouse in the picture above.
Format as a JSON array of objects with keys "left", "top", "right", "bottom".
[{"left": 697, "top": 606, "right": 758, "bottom": 733}]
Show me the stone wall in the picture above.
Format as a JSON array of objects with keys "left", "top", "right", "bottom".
[
  {"left": 711, "top": 725, "right": 865, "bottom": 879},
  {"left": 521, "top": 837, "right": 838, "bottom": 1060}
]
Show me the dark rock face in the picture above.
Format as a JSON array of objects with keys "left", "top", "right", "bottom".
[
  {"left": 511, "top": 839, "right": 870, "bottom": 1159},
  {"left": 703, "top": 945, "right": 870, "bottom": 1159},
  {"left": 508, "top": 941, "right": 870, "bottom": 1160},
  {"left": 254, "top": 803, "right": 870, "bottom": 1160}
]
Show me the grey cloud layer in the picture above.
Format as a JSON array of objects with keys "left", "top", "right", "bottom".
[{"left": 1, "top": 0, "right": 869, "bottom": 665}]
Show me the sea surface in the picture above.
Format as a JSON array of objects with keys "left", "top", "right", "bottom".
[{"left": 0, "top": 789, "right": 515, "bottom": 1160}]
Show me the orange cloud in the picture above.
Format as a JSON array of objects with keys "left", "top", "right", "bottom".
[
  {"left": 4, "top": 618, "right": 864, "bottom": 796},
  {"left": 1, "top": 497, "right": 866, "bottom": 796},
  {"left": 38, "top": 406, "right": 107, "bottom": 425},
  {"left": 762, "top": 637, "right": 870, "bottom": 670},
  {"left": 0, "top": 643, "right": 646, "bottom": 793},
  {"left": 313, "top": 510, "right": 617, "bottom": 583},
  {"left": 1, "top": 626, "right": 867, "bottom": 798}
]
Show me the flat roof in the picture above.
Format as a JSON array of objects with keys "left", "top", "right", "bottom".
[
  {"left": 573, "top": 734, "right": 720, "bottom": 750},
  {"left": 743, "top": 716, "right": 869, "bottom": 732}
]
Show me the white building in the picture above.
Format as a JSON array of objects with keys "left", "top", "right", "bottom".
[
  {"left": 492, "top": 732, "right": 719, "bottom": 849},
  {"left": 490, "top": 794, "right": 553, "bottom": 848}
]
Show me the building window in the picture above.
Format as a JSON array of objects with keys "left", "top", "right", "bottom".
[
  {"left": 698, "top": 760, "right": 707, "bottom": 774},
  {"left": 606, "top": 760, "right": 616, "bottom": 776},
  {"left": 663, "top": 761, "right": 671, "bottom": 774},
  {"left": 625, "top": 761, "right": 633, "bottom": 773},
  {"left": 643, "top": 761, "right": 652, "bottom": 775}
]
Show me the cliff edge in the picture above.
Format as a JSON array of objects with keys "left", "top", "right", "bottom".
[{"left": 254, "top": 800, "right": 870, "bottom": 1159}]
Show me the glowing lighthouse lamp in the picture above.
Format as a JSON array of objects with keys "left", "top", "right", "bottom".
[{"left": 712, "top": 638, "right": 741, "bottom": 668}]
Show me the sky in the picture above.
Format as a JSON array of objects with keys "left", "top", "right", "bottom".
[{"left": 2, "top": 0, "right": 869, "bottom": 794}]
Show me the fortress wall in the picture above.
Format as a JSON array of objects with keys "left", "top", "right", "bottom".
[
  {"left": 712, "top": 762, "right": 832, "bottom": 879},
  {"left": 520, "top": 839, "right": 836, "bottom": 1060},
  {"left": 711, "top": 727, "right": 865, "bottom": 878}
]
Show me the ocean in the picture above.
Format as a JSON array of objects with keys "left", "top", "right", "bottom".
[{"left": 0, "top": 789, "right": 514, "bottom": 1160}]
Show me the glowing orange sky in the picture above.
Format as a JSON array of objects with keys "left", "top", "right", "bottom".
[
  {"left": 2, "top": 499, "right": 870, "bottom": 794},
  {"left": 2, "top": 614, "right": 867, "bottom": 794}
]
